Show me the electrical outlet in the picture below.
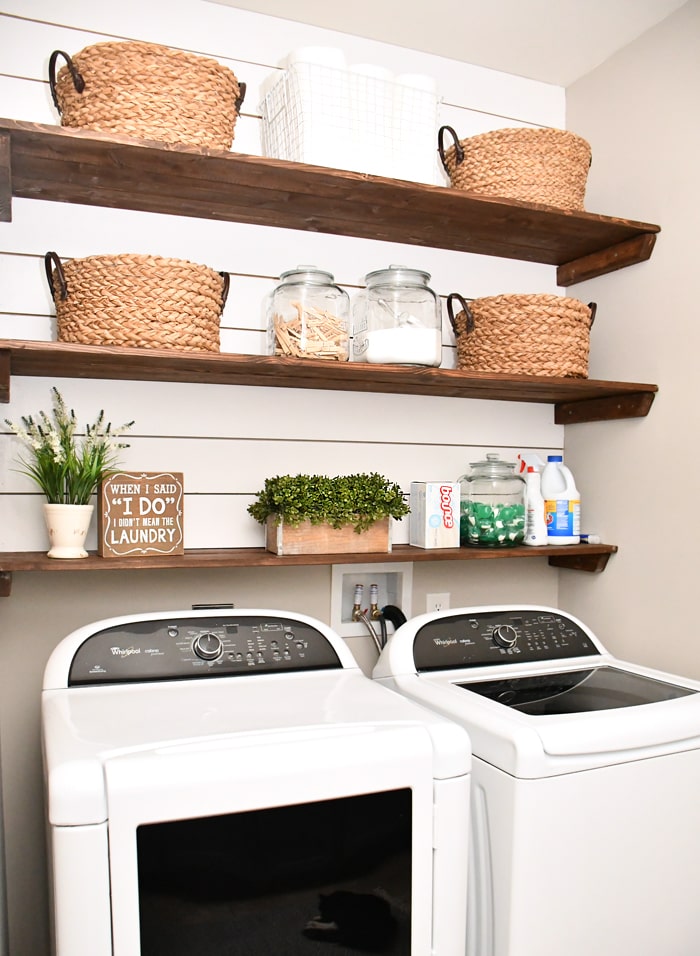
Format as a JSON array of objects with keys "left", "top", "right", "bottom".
[{"left": 427, "top": 592, "right": 450, "bottom": 613}]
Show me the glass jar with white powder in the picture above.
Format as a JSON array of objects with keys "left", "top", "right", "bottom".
[{"left": 352, "top": 265, "right": 442, "bottom": 366}]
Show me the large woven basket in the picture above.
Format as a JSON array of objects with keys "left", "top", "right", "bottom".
[
  {"left": 438, "top": 125, "right": 591, "bottom": 210},
  {"left": 49, "top": 41, "right": 246, "bottom": 149},
  {"left": 45, "top": 252, "right": 229, "bottom": 353},
  {"left": 447, "top": 292, "right": 596, "bottom": 378}
]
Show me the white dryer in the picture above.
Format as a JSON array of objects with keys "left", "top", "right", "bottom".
[
  {"left": 373, "top": 604, "right": 700, "bottom": 956},
  {"left": 42, "top": 608, "right": 471, "bottom": 956}
]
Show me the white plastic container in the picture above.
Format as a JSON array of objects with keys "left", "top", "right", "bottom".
[
  {"left": 524, "top": 466, "right": 548, "bottom": 546},
  {"left": 541, "top": 455, "right": 581, "bottom": 545}
]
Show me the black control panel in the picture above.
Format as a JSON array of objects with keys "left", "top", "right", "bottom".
[
  {"left": 413, "top": 609, "right": 600, "bottom": 672},
  {"left": 68, "top": 615, "right": 343, "bottom": 686}
]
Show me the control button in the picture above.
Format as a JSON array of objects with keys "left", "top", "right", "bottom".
[
  {"left": 192, "top": 632, "right": 223, "bottom": 661},
  {"left": 167, "top": 626, "right": 179, "bottom": 638},
  {"left": 492, "top": 624, "right": 518, "bottom": 648}
]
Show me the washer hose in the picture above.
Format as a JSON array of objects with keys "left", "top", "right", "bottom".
[{"left": 381, "top": 604, "right": 407, "bottom": 630}]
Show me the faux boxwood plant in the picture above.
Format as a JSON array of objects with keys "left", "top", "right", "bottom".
[{"left": 248, "top": 473, "right": 410, "bottom": 534}]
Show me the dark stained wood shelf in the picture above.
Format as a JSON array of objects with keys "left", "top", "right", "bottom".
[
  {"left": 0, "top": 118, "right": 655, "bottom": 584},
  {"left": 0, "top": 119, "right": 660, "bottom": 286},
  {"left": 0, "top": 340, "right": 657, "bottom": 423},
  {"left": 0, "top": 543, "right": 617, "bottom": 595}
]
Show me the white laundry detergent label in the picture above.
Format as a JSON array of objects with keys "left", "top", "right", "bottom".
[{"left": 545, "top": 498, "right": 581, "bottom": 537}]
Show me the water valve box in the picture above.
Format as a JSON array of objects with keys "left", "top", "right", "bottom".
[{"left": 409, "top": 482, "right": 460, "bottom": 549}]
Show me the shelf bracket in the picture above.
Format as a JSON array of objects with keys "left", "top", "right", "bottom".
[
  {"left": 548, "top": 552, "right": 613, "bottom": 573},
  {"left": 555, "top": 390, "right": 656, "bottom": 424},
  {"left": 0, "top": 572, "right": 12, "bottom": 597},
  {"left": 0, "top": 348, "right": 10, "bottom": 403},
  {"left": 0, "top": 133, "right": 11, "bottom": 222},
  {"left": 557, "top": 233, "right": 657, "bottom": 286}
]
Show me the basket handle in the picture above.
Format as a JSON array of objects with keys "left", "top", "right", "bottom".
[
  {"left": 446, "top": 293, "right": 473, "bottom": 338},
  {"left": 44, "top": 251, "right": 68, "bottom": 301},
  {"left": 235, "top": 82, "right": 247, "bottom": 114},
  {"left": 588, "top": 302, "right": 597, "bottom": 327},
  {"left": 438, "top": 126, "right": 464, "bottom": 173},
  {"left": 48, "top": 50, "right": 85, "bottom": 111},
  {"left": 219, "top": 271, "right": 230, "bottom": 308}
]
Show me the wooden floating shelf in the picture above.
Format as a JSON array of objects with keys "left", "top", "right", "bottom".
[
  {"left": 0, "top": 543, "right": 618, "bottom": 596},
  {"left": 0, "top": 340, "right": 657, "bottom": 423},
  {"left": 0, "top": 118, "right": 654, "bottom": 586},
  {"left": 0, "top": 118, "right": 659, "bottom": 286}
]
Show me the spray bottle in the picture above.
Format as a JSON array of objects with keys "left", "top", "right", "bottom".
[
  {"left": 540, "top": 455, "right": 581, "bottom": 545},
  {"left": 516, "top": 452, "right": 546, "bottom": 475},
  {"left": 524, "top": 466, "right": 548, "bottom": 546}
]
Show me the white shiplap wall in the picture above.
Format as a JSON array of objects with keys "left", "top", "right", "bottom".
[
  {"left": 0, "top": 0, "right": 566, "bottom": 553},
  {"left": 0, "top": 6, "right": 574, "bottom": 952}
]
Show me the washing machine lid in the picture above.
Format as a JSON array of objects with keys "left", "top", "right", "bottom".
[
  {"left": 458, "top": 665, "right": 694, "bottom": 714},
  {"left": 373, "top": 605, "right": 700, "bottom": 778}
]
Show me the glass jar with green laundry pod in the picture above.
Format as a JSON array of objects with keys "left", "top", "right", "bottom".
[{"left": 458, "top": 453, "right": 526, "bottom": 547}]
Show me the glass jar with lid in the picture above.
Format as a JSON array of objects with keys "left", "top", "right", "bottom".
[
  {"left": 352, "top": 264, "right": 442, "bottom": 366},
  {"left": 458, "top": 453, "right": 526, "bottom": 547},
  {"left": 267, "top": 265, "right": 350, "bottom": 361}
]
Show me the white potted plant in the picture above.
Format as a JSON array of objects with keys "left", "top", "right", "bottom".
[{"left": 5, "top": 386, "right": 133, "bottom": 558}]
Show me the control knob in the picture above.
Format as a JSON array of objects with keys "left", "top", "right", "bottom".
[
  {"left": 192, "top": 631, "right": 223, "bottom": 661},
  {"left": 492, "top": 624, "right": 518, "bottom": 648}
]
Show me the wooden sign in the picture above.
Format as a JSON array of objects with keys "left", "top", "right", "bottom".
[{"left": 98, "top": 472, "right": 184, "bottom": 558}]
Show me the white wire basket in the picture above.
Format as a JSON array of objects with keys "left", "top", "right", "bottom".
[{"left": 259, "top": 62, "right": 440, "bottom": 184}]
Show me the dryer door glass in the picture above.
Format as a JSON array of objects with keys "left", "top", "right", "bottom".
[
  {"left": 137, "top": 789, "right": 412, "bottom": 954},
  {"left": 458, "top": 666, "right": 696, "bottom": 714}
]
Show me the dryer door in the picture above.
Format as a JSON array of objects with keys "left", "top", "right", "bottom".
[{"left": 102, "top": 724, "right": 441, "bottom": 956}]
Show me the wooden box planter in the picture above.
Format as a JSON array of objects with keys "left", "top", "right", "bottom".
[{"left": 265, "top": 517, "right": 391, "bottom": 555}]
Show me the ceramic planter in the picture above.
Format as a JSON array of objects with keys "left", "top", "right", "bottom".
[{"left": 43, "top": 503, "right": 94, "bottom": 559}]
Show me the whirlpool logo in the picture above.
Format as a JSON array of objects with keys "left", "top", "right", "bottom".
[{"left": 109, "top": 645, "right": 141, "bottom": 657}]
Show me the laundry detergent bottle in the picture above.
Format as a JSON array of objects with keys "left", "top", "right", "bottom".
[{"left": 541, "top": 455, "right": 581, "bottom": 545}]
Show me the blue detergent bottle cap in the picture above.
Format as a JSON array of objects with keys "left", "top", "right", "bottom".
[{"left": 547, "top": 455, "right": 563, "bottom": 462}]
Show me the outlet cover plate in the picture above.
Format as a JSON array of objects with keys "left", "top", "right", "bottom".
[{"left": 426, "top": 592, "right": 450, "bottom": 613}]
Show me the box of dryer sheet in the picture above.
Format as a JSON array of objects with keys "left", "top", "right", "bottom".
[{"left": 410, "top": 482, "right": 460, "bottom": 548}]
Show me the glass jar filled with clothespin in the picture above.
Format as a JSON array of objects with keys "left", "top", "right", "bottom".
[{"left": 267, "top": 265, "right": 350, "bottom": 361}]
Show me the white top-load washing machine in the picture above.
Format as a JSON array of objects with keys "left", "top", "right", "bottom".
[
  {"left": 373, "top": 604, "right": 700, "bottom": 956},
  {"left": 42, "top": 608, "right": 471, "bottom": 956}
]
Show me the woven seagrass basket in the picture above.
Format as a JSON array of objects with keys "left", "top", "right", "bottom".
[
  {"left": 438, "top": 125, "right": 591, "bottom": 210},
  {"left": 48, "top": 41, "right": 246, "bottom": 149},
  {"left": 447, "top": 293, "right": 596, "bottom": 379},
  {"left": 44, "top": 252, "right": 229, "bottom": 353}
]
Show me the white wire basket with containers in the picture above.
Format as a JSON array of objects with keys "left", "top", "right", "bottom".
[{"left": 259, "top": 47, "right": 441, "bottom": 184}]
